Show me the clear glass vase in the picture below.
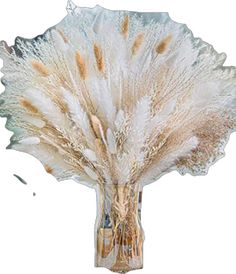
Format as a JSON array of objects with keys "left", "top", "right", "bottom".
[{"left": 95, "top": 183, "right": 144, "bottom": 273}]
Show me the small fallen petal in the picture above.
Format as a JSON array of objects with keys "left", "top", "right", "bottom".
[{"left": 13, "top": 174, "right": 27, "bottom": 185}]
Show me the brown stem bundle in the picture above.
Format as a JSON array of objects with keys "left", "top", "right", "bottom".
[{"left": 95, "top": 184, "right": 144, "bottom": 272}]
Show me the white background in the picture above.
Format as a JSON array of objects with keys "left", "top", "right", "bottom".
[{"left": 0, "top": 0, "right": 236, "bottom": 273}]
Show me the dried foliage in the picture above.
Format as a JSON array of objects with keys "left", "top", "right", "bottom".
[{"left": 1, "top": 2, "right": 236, "bottom": 272}]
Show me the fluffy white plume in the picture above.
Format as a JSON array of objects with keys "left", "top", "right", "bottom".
[
  {"left": 84, "top": 166, "right": 98, "bottom": 181},
  {"left": 18, "top": 136, "right": 41, "bottom": 145},
  {"left": 83, "top": 148, "right": 97, "bottom": 162},
  {"left": 106, "top": 128, "right": 117, "bottom": 154},
  {"left": 22, "top": 115, "right": 46, "bottom": 128}
]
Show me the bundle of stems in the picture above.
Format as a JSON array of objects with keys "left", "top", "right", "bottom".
[{"left": 96, "top": 183, "right": 144, "bottom": 272}]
